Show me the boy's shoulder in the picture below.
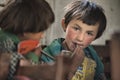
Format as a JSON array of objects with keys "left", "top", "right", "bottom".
[
  {"left": 0, "top": 30, "right": 12, "bottom": 47},
  {"left": 0, "top": 30, "right": 20, "bottom": 44},
  {"left": 0, "top": 30, "right": 17, "bottom": 52},
  {"left": 84, "top": 45, "right": 102, "bottom": 63},
  {"left": 0, "top": 30, "right": 9, "bottom": 41},
  {"left": 85, "top": 45, "right": 104, "bottom": 75}
]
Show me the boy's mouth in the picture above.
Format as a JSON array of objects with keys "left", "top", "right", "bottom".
[{"left": 73, "top": 42, "right": 84, "bottom": 49}]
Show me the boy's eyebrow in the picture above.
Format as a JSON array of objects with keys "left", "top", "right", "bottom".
[
  {"left": 74, "top": 24, "right": 81, "bottom": 29},
  {"left": 87, "top": 31, "right": 95, "bottom": 33}
]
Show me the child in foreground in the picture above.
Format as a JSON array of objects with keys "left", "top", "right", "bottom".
[{"left": 0, "top": 0, "right": 54, "bottom": 79}]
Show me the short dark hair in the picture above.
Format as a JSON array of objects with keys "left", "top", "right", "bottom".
[
  {"left": 0, "top": 0, "right": 55, "bottom": 34},
  {"left": 64, "top": 0, "right": 107, "bottom": 39}
]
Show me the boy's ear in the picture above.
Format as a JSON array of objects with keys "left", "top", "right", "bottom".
[{"left": 61, "top": 18, "right": 66, "bottom": 32}]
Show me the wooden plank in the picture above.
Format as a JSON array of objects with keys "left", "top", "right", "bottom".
[{"left": 110, "top": 32, "right": 120, "bottom": 80}]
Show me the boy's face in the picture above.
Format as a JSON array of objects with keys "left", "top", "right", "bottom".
[{"left": 62, "top": 19, "right": 99, "bottom": 52}]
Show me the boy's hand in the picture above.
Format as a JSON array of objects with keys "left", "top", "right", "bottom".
[
  {"left": 61, "top": 41, "right": 85, "bottom": 79},
  {"left": 67, "top": 45, "right": 85, "bottom": 79}
]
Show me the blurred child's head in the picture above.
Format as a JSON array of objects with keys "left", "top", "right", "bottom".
[
  {"left": 0, "top": 0, "right": 55, "bottom": 40},
  {"left": 61, "top": 0, "right": 107, "bottom": 51}
]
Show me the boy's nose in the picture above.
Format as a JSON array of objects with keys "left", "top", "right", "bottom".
[{"left": 77, "top": 33, "right": 85, "bottom": 42}]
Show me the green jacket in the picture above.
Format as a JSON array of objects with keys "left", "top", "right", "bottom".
[
  {"left": 0, "top": 29, "right": 40, "bottom": 63},
  {"left": 41, "top": 38, "right": 104, "bottom": 80}
]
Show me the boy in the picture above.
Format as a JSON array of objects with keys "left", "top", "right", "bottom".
[
  {"left": 0, "top": 0, "right": 54, "bottom": 79},
  {"left": 41, "top": 0, "right": 107, "bottom": 80}
]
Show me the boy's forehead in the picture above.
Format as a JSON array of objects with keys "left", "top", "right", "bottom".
[{"left": 69, "top": 19, "right": 99, "bottom": 30}]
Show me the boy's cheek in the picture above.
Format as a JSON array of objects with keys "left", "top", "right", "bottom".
[
  {"left": 84, "top": 38, "right": 94, "bottom": 47},
  {"left": 66, "top": 30, "right": 76, "bottom": 39}
]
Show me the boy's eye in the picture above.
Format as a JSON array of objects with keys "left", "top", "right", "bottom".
[
  {"left": 73, "top": 26, "right": 80, "bottom": 31},
  {"left": 87, "top": 32, "right": 93, "bottom": 36}
]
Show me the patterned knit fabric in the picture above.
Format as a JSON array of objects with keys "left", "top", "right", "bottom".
[
  {"left": 7, "top": 53, "right": 24, "bottom": 80},
  {"left": 0, "top": 30, "right": 24, "bottom": 80}
]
